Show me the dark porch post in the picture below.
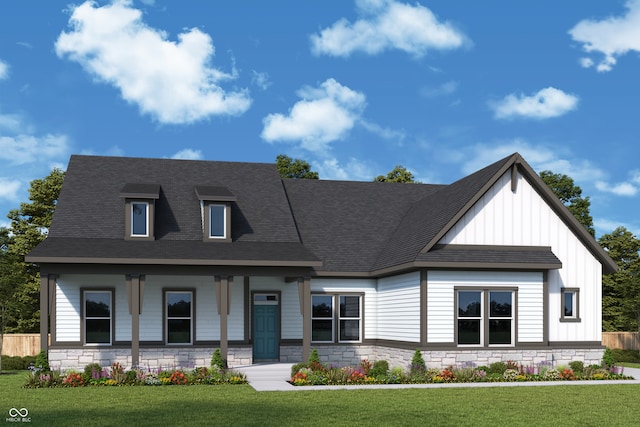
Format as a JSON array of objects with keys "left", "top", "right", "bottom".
[
  {"left": 216, "top": 276, "right": 233, "bottom": 361},
  {"left": 298, "top": 277, "right": 311, "bottom": 362},
  {"left": 126, "top": 275, "right": 144, "bottom": 367},
  {"left": 39, "top": 274, "right": 49, "bottom": 354}
]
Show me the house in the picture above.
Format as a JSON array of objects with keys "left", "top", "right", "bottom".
[{"left": 26, "top": 153, "right": 616, "bottom": 370}]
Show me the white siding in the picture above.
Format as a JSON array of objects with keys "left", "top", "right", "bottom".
[
  {"left": 376, "top": 272, "right": 420, "bottom": 343},
  {"left": 55, "top": 275, "right": 124, "bottom": 342},
  {"left": 311, "top": 278, "right": 377, "bottom": 340},
  {"left": 144, "top": 275, "right": 221, "bottom": 341},
  {"left": 438, "top": 171, "right": 602, "bottom": 342},
  {"left": 250, "top": 277, "right": 301, "bottom": 340},
  {"left": 229, "top": 277, "right": 245, "bottom": 341},
  {"left": 427, "top": 271, "right": 543, "bottom": 344}
]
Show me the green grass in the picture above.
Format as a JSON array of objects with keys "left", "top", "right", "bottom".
[{"left": 2, "top": 371, "right": 640, "bottom": 426}]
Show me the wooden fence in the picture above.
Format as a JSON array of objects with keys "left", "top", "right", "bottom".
[
  {"left": 601, "top": 332, "right": 640, "bottom": 350},
  {"left": 1, "top": 333, "right": 639, "bottom": 357},
  {"left": 1, "top": 334, "right": 47, "bottom": 357}
]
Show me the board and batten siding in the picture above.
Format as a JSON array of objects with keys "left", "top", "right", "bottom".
[
  {"left": 310, "top": 278, "right": 378, "bottom": 341},
  {"left": 250, "top": 277, "right": 301, "bottom": 340},
  {"left": 438, "top": 170, "right": 602, "bottom": 342},
  {"left": 376, "top": 272, "right": 421, "bottom": 343},
  {"left": 427, "top": 271, "right": 543, "bottom": 344}
]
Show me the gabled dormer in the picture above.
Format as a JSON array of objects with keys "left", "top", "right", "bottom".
[
  {"left": 195, "top": 186, "right": 236, "bottom": 242},
  {"left": 120, "top": 183, "right": 160, "bottom": 241}
]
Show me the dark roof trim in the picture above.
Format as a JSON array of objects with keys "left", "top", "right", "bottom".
[
  {"left": 26, "top": 255, "right": 321, "bottom": 267},
  {"left": 119, "top": 183, "right": 160, "bottom": 199},
  {"left": 418, "top": 153, "right": 617, "bottom": 274},
  {"left": 195, "top": 185, "right": 237, "bottom": 202}
]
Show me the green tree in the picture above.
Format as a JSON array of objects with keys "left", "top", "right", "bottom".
[
  {"left": 374, "top": 165, "right": 418, "bottom": 183},
  {"left": 5, "top": 168, "right": 65, "bottom": 332},
  {"left": 539, "top": 170, "right": 595, "bottom": 236},
  {"left": 276, "top": 154, "right": 319, "bottom": 179},
  {"left": 598, "top": 227, "right": 640, "bottom": 331},
  {"left": 0, "top": 227, "right": 26, "bottom": 371}
]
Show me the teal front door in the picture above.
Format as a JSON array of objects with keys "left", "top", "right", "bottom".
[{"left": 253, "top": 302, "right": 279, "bottom": 360}]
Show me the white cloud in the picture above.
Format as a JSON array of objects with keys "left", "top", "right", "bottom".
[
  {"left": 491, "top": 87, "right": 579, "bottom": 120},
  {"left": 171, "top": 148, "right": 203, "bottom": 160},
  {"left": 311, "top": 0, "right": 467, "bottom": 58},
  {"left": 359, "top": 120, "right": 406, "bottom": 143},
  {"left": 0, "top": 60, "right": 8, "bottom": 80},
  {"left": 55, "top": 0, "right": 251, "bottom": 124},
  {"left": 261, "top": 78, "right": 366, "bottom": 153},
  {"left": 420, "top": 80, "right": 459, "bottom": 98},
  {"left": 595, "top": 170, "right": 640, "bottom": 196},
  {"left": 313, "top": 157, "right": 374, "bottom": 181},
  {"left": 0, "top": 134, "right": 69, "bottom": 165},
  {"left": 569, "top": 0, "right": 640, "bottom": 72},
  {"left": 0, "top": 178, "right": 21, "bottom": 201},
  {"left": 251, "top": 71, "right": 272, "bottom": 91},
  {"left": 459, "top": 140, "right": 605, "bottom": 185}
]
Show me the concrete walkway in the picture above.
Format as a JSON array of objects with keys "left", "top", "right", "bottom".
[{"left": 236, "top": 363, "right": 640, "bottom": 392}]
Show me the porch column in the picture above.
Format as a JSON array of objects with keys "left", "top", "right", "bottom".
[
  {"left": 298, "top": 277, "right": 311, "bottom": 362},
  {"left": 126, "top": 275, "right": 145, "bottom": 367},
  {"left": 39, "top": 274, "right": 49, "bottom": 353},
  {"left": 215, "top": 276, "right": 233, "bottom": 361}
]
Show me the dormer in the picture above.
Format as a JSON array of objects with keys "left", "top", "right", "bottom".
[
  {"left": 195, "top": 186, "right": 236, "bottom": 243},
  {"left": 120, "top": 183, "right": 160, "bottom": 241}
]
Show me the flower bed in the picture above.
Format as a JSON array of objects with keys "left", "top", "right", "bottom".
[
  {"left": 288, "top": 350, "right": 633, "bottom": 386},
  {"left": 24, "top": 362, "right": 247, "bottom": 388}
]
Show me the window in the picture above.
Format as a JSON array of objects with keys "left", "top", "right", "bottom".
[
  {"left": 457, "top": 289, "right": 514, "bottom": 347},
  {"left": 131, "top": 202, "right": 149, "bottom": 237},
  {"left": 166, "top": 291, "right": 193, "bottom": 344},
  {"left": 561, "top": 288, "right": 580, "bottom": 321},
  {"left": 209, "top": 204, "right": 226, "bottom": 238},
  {"left": 311, "top": 294, "right": 362, "bottom": 343},
  {"left": 84, "top": 291, "right": 112, "bottom": 345}
]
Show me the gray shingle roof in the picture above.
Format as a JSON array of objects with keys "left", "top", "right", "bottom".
[{"left": 29, "top": 152, "right": 616, "bottom": 275}]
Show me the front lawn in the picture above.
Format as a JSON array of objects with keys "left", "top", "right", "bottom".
[{"left": 2, "top": 370, "right": 640, "bottom": 426}]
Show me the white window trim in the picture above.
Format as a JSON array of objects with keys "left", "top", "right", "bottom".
[
  {"left": 209, "top": 204, "right": 227, "bottom": 239},
  {"left": 488, "top": 290, "right": 514, "bottom": 347},
  {"left": 457, "top": 290, "right": 483, "bottom": 348},
  {"left": 311, "top": 294, "right": 334, "bottom": 343},
  {"left": 311, "top": 294, "right": 362, "bottom": 344},
  {"left": 338, "top": 295, "right": 362, "bottom": 343},
  {"left": 166, "top": 290, "right": 193, "bottom": 345},
  {"left": 84, "top": 290, "right": 112, "bottom": 346},
  {"left": 131, "top": 201, "right": 149, "bottom": 237}
]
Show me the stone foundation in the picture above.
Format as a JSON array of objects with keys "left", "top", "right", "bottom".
[{"left": 47, "top": 345, "right": 604, "bottom": 371}]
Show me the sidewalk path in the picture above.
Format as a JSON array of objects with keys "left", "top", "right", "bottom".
[{"left": 236, "top": 364, "right": 640, "bottom": 392}]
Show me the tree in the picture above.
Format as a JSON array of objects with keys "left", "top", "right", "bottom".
[
  {"left": 539, "top": 170, "right": 595, "bottom": 236},
  {"left": 0, "top": 227, "right": 25, "bottom": 371},
  {"left": 374, "top": 165, "right": 418, "bottom": 183},
  {"left": 598, "top": 227, "right": 640, "bottom": 331},
  {"left": 276, "top": 154, "right": 319, "bottom": 179},
  {"left": 5, "top": 168, "right": 65, "bottom": 333}
]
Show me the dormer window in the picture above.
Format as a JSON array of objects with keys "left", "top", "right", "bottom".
[
  {"left": 195, "top": 185, "right": 236, "bottom": 242},
  {"left": 120, "top": 183, "right": 160, "bottom": 241},
  {"left": 209, "top": 204, "right": 226, "bottom": 239},
  {"left": 131, "top": 202, "right": 149, "bottom": 237}
]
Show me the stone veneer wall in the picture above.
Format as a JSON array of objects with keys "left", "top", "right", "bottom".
[{"left": 47, "top": 345, "right": 604, "bottom": 371}]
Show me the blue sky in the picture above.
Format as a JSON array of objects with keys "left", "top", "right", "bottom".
[{"left": 1, "top": 0, "right": 639, "bottom": 237}]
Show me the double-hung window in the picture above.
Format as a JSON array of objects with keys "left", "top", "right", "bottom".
[
  {"left": 209, "top": 204, "right": 226, "bottom": 239},
  {"left": 457, "top": 289, "right": 514, "bottom": 347},
  {"left": 311, "top": 294, "right": 362, "bottom": 343},
  {"left": 561, "top": 288, "right": 580, "bottom": 321},
  {"left": 84, "top": 290, "right": 112, "bottom": 345},
  {"left": 166, "top": 291, "right": 193, "bottom": 344}
]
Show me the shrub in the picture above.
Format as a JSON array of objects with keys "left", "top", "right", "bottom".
[
  {"left": 34, "top": 350, "right": 50, "bottom": 372},
  {"left": 370, "top": 360, "right": 389, "bottom": 378},
  {"left": 83, "top": 363, "right": 103, "bottom": 381},
  {"left": 290, "top": 362, "right": 307, "bottom": 377},
  {"left": 569, "top": 361, "right": 584, "bottom": 373},
  {"left": 2, "top": 355, "right": 35, "bottom": 370},
  {"left": 308, "top": 349, "right": 321, "bottom": 365},
  {"left": 410, "top": 349, "right": 426, "bottom": 375},
  {"left": 602, "top": 347, "right": 615, "bottom": 368},
  {"left": 488, "top": 362, "right": 507, "bottom": 375},
  {"left": 611, "top": 349, "right": 640, "bottom": 363},
  {"left": 211, "top": 348, "right": 227, "bottom": 371}
]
